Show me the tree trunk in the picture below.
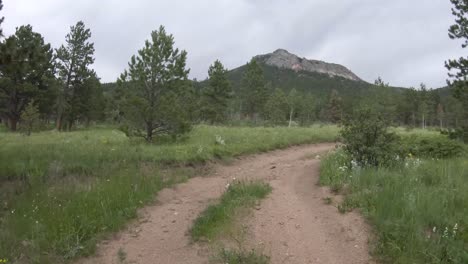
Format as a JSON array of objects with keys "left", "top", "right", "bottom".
[
  {"left": 9, "top": 117, "right": 18, "bottom": 131},
  {"left": 146, "top": 123, "right": 153, "bottom": 142},
  {"left": 56, "top": 115, "right": 63, "bottom": 131},
  {"left": 288, "top": 108, "right": 294, "bottom": 128}
]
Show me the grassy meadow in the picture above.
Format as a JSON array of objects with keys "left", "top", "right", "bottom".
[
  {"left": 320, "top": 131, "right": 468, "bottom": 263},
  {"left": 0, "top": 124, "right": 339, "bottom": 263}
]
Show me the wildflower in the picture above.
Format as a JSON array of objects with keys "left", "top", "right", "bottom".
[
  {"left": 453, "top": 223, "right": 458, "bottom": 237},
  {"left": 11, "top": 210, "right": 14, "bottom": 214},
  {"left": 197, "top": 146, "right": 204, "bottom": 154},
  {"left": 432, "top": 226, "right": 437, "bottom": 233},
  {"left": 443, "top": 226, "right": 449, "bottom": 238},
  {"left": 215, "top": 135, "right": 225, "bottom": 145}
]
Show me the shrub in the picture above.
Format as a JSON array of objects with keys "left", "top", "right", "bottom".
[
  {"left": 401, "top": 135, "right": 465, "bottom": 159},
  {"left": 341, "top": 107, "right": 399, "bottom": 167}
]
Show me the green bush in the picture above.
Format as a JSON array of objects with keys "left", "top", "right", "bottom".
[
  {"left": 401, "top": 135, "right": 465, "bottom": 159},
  {"left": 341, "top": 108, "right": 399, "bottom": 167}
]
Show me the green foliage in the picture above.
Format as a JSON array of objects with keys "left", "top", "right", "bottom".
[
  {"left": 0, "top": 25, "right": 55, "bottom": 131},
  {"left": 286, "top": 88, "right": 301, "bottom": 127},
  {"left": 55, "top": 21, "right": 97, "bottom": 130},
  {"left": 321, "top": 149, "right": 468, "bottom": 264},
  {"left": 20, "top": 100, "right": 40, "bottom": 136},
  {"left": 446, "top": 0, "right": 468, "bottom": 130},
  {"left": 240, "top": 59, "right": 267, "bottom": 119},
  {"left": 401, "top": 134, "right": 465, "bottom": 159},
  {"left": 217, "top": 248, "right": 270, "bottom": 264},
  {"left": 0, "top": 0, "right": 4, "bottom": 37},
  {"left": 118, "top": 26, "right": 191, "bottom": 142},
  {"left": 325, "top": 89, "right": 343, "bottom": 123},
  {"left": 263, "top": 88, "right": 288, "bottom": 125},
  {"left": 341, "top": 107, "right": 399, "bottom": 167},
  {"left": 190, "top": 180, "right": 271, "bottom": 241},
  {"left": 201, "top": 60, "right": 232, "bottom": 124}
]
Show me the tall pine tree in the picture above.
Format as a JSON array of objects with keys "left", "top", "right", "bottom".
[
  {"left": 201, "top": 60, "right": 232, "bottom": 124},
  {"left": 55, "top": 21, "right": 96, "bottom": 130},
  {"left": 446, "top": 0, "right": 468, "bottom": 129},
  {"left": 118, "top": 26, "right": 191, "bottom": 142},
  {"left": 240, "top": 59, "right": 267, "bottom": 120},
  {"left": 0, "top": 25, "right": 55, "bottom": 131}
]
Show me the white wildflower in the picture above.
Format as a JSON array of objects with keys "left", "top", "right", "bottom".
[
  {"left": 443, "top": 226, "right": 449, "bottom": 238},
  {"left": 432, "top": 226, "right": 437, "bottom": 233},
  {"left": 215, "top": 135, "right": 225, "bottom": 145},
  {"left": 453, "top": 223, "right": 458, "bottom": 237}
]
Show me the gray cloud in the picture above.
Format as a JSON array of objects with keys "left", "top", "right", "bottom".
[{"left": 2, "top": 0, "right": 465, "bottom": 88}]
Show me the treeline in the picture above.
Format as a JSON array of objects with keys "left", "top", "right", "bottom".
[
  {"left": 1, "top": 0, "right": 466, "bottom": 142},
  {"left": 0, "top": 20, "right": 105, "bottom": 132}
]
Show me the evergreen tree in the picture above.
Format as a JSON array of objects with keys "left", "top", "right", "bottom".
[
  {"left": 240, "top": 59, "right": 267, "bottom": 120},
  {"left": 0, "top": 25, "right": 55, "bottom": 131},
  {"left": 0, "top": 0, "right": 4, "bottom": 37},
  {"left": 325, "top": 89, "right": 343, "bottom": 123},
  {"left": 201, "top": 60, "right": 232, "bottom": 124},
  {"left": 446, "top": 0, "right": 468, "bottom": 125},
  {"left": 264, "top": 88, "right": 288, "bottom": 125},
  {"left": 118, "top": 26, "right": 191, "bottom": 142},
  {"left": 55, "top": 21, "right": 96, "bottom": 130},
  {"left": 20, "top": 100, "right": 40, "bottom": 136}
]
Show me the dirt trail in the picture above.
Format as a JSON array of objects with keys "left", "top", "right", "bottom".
[{"left": 80, "top": 143, "right": 373, "bottom": 264}]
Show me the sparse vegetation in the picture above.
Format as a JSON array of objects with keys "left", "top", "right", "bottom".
[
  {"left": 215, "top": 248, "right": 270, "bottom": 264},
  {"left": 190, "top": 180, "right": 271, "bottom": 241}
]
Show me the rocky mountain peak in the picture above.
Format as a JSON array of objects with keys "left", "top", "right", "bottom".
[{"left": 254, "top": 49, "right": 362, "bottom": 81}]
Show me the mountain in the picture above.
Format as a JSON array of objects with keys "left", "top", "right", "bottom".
[{"left": 254, "top": 49, "right": 362, "bottom": 81}]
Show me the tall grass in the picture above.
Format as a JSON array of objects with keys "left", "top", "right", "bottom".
[
  {"left": 321, "top": 150, "right": 468, "bottom": 263},
  {"left": 0, "top": 125, "right": 338, "bottom": 263}
]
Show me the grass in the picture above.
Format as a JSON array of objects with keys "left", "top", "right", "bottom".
[
  {"left": 320, "top": 149, "right": 468, "bottom": 263},
  {"left": 190, "top": 180, "right": 272, "bottom": 241},
  {"left": 0, "top": 124, "right": 337, "bottom": 263},
  {"left": 215, "top": 248, "right": 270, "bottom": 264}
]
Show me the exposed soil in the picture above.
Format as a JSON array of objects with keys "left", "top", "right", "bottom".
[{"left": 79, "top": 143, "right": 373, "bottom": 264}]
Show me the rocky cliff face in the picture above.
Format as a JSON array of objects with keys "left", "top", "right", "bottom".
[{"left": 254, "top": 49, "right": 362, "bottom": 81}]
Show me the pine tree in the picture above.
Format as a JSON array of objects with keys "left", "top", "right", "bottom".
[
  {"left": 0, "top": 0, "right": 4, "bottom": 37},
  {"left": 201, "top": 60, "right": 232, "bottom": 124},
  {"left": 446, "top": 0, "right": 468, "bottom": 125},
  {"left": 240, "top": 59, "right": 267, "bottom": 120},
  {"left": 326, "top": 89, "right": 343, "bottom": 123},
  {"left": 0, "top": 25, "right": 55, "bottom": 131},
  {"left": 55, "top": 21, "right": 96, "bottom": 130},
  {"left": 118, "top": 26, "right": 191, "bottom": 142},
  {"left": 20, "top": 100, "right": 40, "bottom": 136},
  {"left": 264, "top": 88, "right": 288, "bottom": 125}
]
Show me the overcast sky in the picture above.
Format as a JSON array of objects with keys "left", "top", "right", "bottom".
[{"left": 2, "top": 0, "right": 465, "bottom": 88}]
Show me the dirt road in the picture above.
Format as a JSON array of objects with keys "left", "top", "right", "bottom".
[{"left": 80, "top": 143, "right": 373, "bottom": 264}]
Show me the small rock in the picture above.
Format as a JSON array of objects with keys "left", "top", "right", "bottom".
[
  {"left": 172, "top": 220, "right": 176, "bottom": 223},
  {"left": 279, "top": 222, "right": 285, "bottom": 226},
  {"left": 270, "top": 166, "right": 276, "bottom": 169},
  {"left": 295, "top": 224, "right": 301, "bottom": 229}
]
